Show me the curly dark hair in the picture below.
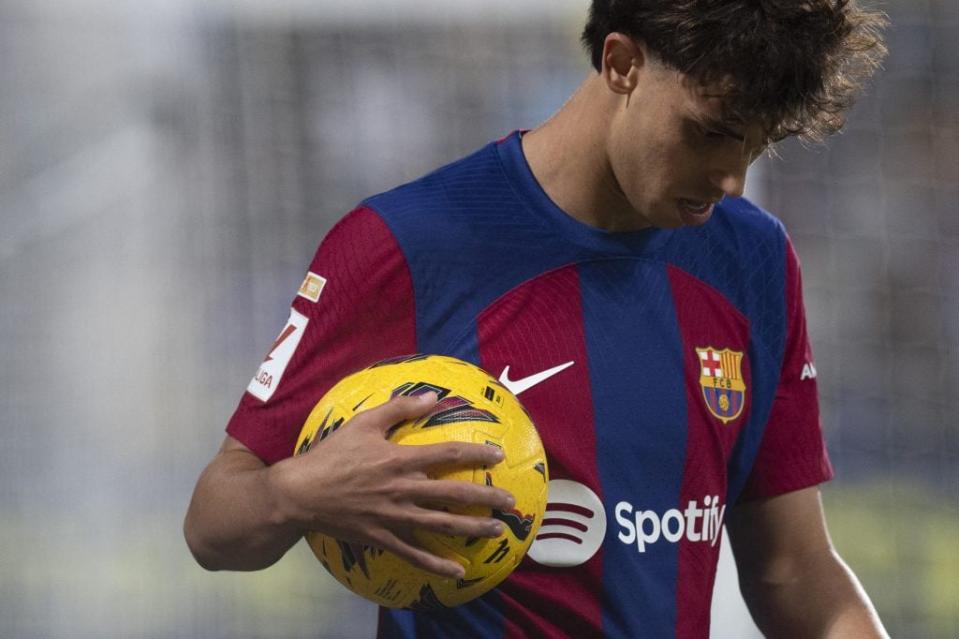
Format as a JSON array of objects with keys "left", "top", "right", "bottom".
[{"left": 581, "top": 0, "right": 888, "bottom": 142}]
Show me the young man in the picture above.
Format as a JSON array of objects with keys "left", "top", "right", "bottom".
[{"left": 185, "top": 1, "right": 889, "bottom": 636}]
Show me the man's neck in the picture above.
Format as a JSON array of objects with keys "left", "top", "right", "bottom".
[{"left": 520, "top": 74, "right": 645, "bottom": 232}]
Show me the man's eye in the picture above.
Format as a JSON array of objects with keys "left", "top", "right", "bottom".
[{"left": 703, "top": 128, "right": 726, "bottom": 140}]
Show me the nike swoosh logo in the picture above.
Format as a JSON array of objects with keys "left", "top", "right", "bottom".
[{"left": 498, "top": 361, "right": 575, "bottom": 396}]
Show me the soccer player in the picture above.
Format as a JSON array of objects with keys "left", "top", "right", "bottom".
[{"left": 185, "top": 1, "right": 890, "bottom": 637}]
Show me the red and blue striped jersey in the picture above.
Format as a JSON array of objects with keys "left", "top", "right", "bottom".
[{"left": 226, "top": 131, "right": 833, "bottom": 638}]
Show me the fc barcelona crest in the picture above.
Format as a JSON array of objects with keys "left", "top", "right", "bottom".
[{"left": 695, "top": 347, "right": 746, "bottom": 424}]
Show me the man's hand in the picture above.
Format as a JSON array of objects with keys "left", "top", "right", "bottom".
[
  {"left": 184, "top": 392, "right": 513, "bottom": 577},
  {"left": 267, "top": 391, "right": 514, "bottom": 578}
]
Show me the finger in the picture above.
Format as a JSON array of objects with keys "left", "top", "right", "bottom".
[
  {"left": 408, "top": 507, "right": 504, "bottom": 539},
  {"left": 372, "top": 529, "right": 464, "bottom": 579},
  {"left": 354, "top": 392, "right": 439, "bottom": 435},
  {"left": 404, "top": 440, "right": 505, "bottom": 470},
  {"left": 409, "top": 479, "right": 515, "bottom": 511}
]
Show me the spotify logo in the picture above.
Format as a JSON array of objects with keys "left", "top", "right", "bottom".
[{"left": 528, "top": 479, "right": 607, "bottom": 568}]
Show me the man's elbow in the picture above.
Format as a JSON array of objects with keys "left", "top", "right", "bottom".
[{"left": 183, "top": 512, "right": 226, "bottom": 572}]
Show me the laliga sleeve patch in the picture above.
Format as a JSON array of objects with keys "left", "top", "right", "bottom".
[
  {"left": 246, "top": 308, "right": 309, "bottom": 402},
  {"left": 297, "top": 271, "right": 327, "bottom": 303}
]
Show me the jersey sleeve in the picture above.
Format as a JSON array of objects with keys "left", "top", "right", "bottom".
[
  {"left": 739, "top": 237, "right": 834, "bottom": 501},
  {"left": 225, "top": 205, "right": 417, "bottom": 465}
]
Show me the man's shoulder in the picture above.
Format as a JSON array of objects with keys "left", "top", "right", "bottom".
[
  {"left": 353, "top": 135, "right": 540, "bottom": 270},
  {"left": 712, "top": 196, "right": 787, "bottom": 243},
  {"left": 663, "top": 197, "right": 792, "bottom": 339},
  {"left": 362, "top": 138, "right": 508, "bottom": 223},
  {"left": 666, "top": 197, "right": 788, "bottom": 277}
]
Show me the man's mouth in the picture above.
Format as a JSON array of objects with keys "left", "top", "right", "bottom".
[{"left": 677, "top": 198, "right": 717, "bottom": 226}]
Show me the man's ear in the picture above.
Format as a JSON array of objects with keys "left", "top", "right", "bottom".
[{"left": 601, "top": 33, "right": 645, "bottom": 96}]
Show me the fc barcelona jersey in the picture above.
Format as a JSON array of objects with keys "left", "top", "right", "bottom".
[{"left": 226, "top": 131, "right": 833, "bottom": 638}]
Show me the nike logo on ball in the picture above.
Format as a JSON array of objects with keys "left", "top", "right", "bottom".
[{"left": 498, "top": 361, "right": 574, "bottom": 396}]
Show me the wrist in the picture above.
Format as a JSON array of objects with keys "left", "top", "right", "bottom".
[{"left": 263, "top": 458, "right": 306, "bottom": 533}]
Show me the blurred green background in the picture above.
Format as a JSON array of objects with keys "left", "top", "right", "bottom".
[
  {"left": 1, "top": 0, "right": 955, "bottom": 637},
  {"left": 825, "top": 483, "right": 959, "bottom": 637}
]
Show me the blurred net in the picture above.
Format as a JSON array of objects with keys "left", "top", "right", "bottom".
[{"left": 757, "top": 2, "right": 959, "bottom": 634}]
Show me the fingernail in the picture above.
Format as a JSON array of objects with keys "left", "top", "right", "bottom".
[
  {"left": 419, "top": 391, "right": 438, "bottom": 403},
  {"left": 505, "top": 495, "right": 515, "bottom": 509},
  {"left": 452, "top": 566, "right": 465, "bottom": 579},
  {"left": 490, "top": 522, "right": 504, "bottom": 536},
  {"left": 492, "top": 447, "right": 505, "bottom": 461}
]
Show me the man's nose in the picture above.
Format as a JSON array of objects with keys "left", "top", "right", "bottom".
[{"left": 709, "top": 165, "right": 747, "bottom": 199}]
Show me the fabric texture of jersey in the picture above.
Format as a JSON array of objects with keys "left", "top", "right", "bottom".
[{"left": 226, "top": 130, "right": 833, "bottom": 638}]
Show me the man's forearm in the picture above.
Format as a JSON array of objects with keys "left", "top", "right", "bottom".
[
  {"left": 183, "top": 449, "right": 303, "bottom": 571},
  {"left": 739, "top": 548, "right": 887, "bottom": 638}
]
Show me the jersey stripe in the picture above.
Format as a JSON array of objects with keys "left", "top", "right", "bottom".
[
  {"left": 667, "top": 265, "right": 752, "bottom": 637},
  {"left": 478, "top": 264, "right": 604, "bottom": 637},
  {"left": 379, "top": 596, "right": 509, "bottom": 638},
  {"left": 579, "top": 260, "right": 687, "bottom": 637}
]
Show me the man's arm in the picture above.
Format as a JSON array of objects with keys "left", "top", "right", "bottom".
[
  {"left": 184, "top": 393, "right": 513, "bottom": 577},
  {"left": 726, "top": 486, "right": 887, "bottom": 638},
  {"left": 183, "top": 433, "right": 303, "bottom": 571}
]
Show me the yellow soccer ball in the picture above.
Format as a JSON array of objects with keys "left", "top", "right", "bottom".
[{"left": 293, "top": 354, "right": 549, "bottom": 610}]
